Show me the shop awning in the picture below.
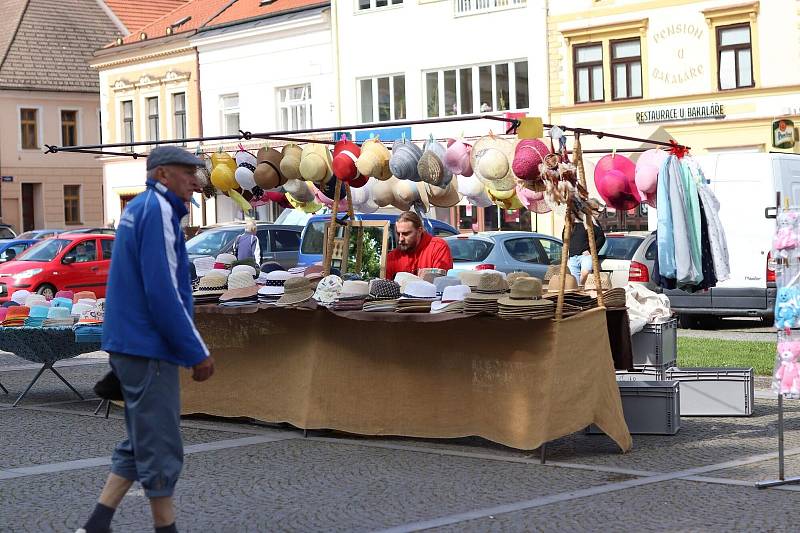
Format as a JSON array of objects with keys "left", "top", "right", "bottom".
[{"left": 114, "top": 186, "right": 145, "bottom": 197}]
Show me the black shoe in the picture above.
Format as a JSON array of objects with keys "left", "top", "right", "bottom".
[{"left": 93, "top": 371, "right": 123, "bottom": 401}]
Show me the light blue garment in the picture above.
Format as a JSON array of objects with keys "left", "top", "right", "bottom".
[
  {"left": 680, "top": 160, "right": 703, "bottom": 285},
  {"left": 668, "top": 157, "right": 702, "bottom": 286},
  {"left": 656, "top": 155, "right": 676, "bottom": 279}
]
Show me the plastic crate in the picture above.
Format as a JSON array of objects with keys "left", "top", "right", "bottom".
[
  {"left": 616, "top": 368, "right": 664, "bottom": 382},
  {"left": 588, "top": 381, "right": 681, "bottom": 435},
  {"left": 632, "top": 318, "right": 678, "bottom": 367},
  {"left": 631, "top": 361, "right": 677, "bottom": 380},
  {"left": 665, "top": 367, "right": 754, "bottom": 416}
]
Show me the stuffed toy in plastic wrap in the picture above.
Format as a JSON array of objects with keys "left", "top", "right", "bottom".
[
  {"left": 775, "top": 341, "right": 800, "bottom": 397},
  {"left": 775, "top": 287, "right": 799, "bottom": 330},
  {"left": 774, "top": 211, "right": 799, "bottom": 258}
]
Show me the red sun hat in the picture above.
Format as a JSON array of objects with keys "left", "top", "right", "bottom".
[
  {"left": 332, "top": 139, "right": 362, "bottom": 184},
  {"left": 594, "top": 154, "right": 640, "bottom": 211}
]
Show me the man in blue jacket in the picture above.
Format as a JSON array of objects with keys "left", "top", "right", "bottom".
[{"left": 79, "top": 147, "right": 214, "bottom": 533}]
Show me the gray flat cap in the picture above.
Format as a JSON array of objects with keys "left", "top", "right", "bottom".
[{"left": 146, "top": 146, "right": 203, "bottom": 170}]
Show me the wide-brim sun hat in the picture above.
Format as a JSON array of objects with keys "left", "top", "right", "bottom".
[
  {"left": 283, "top": 178, "right": 316, "bottom": 203},
  {"left": 547, "top": 273, "right": 580, "bottom": 293},
  {"left": 471, "top": 136, "right": 517, "bottom": 192},
  {"left": 517, "top": 183, "right": 552, "bottom": 214},
  {"left": 356, "top": 138, "right": 392, "bottom": 180},
  {"left": 279, "top": 143, "right": 303, "bottom": 181},
  {"left": 299, "top": 143, "right": 333, "bottom": 183},
  {"left": 276, "top": 276, "right": 315, "bottom": 306},
  {"left": 418, "top": 138, "right": 452, "bottom": 187},
  {"left": 425, "top": 177, "right": 462, "bottom": 208},
  {"left": 594, "top": 154, "right": 640, "bottom": 211},
  {"left": 635, "top": 149, "right": 667, "bottom": 208},
  {"left": 371, "top": 177, "right": 396, "bottom": 207}
]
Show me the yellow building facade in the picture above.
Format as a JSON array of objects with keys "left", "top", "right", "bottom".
[{"left": 541, "top": 0, "right": 800, "bottom": 235}]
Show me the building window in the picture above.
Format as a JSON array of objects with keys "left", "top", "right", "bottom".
[
  {"left": 60, "top": 110, "right": 78, "bottom": 147},
  {"left": 173, "top": 92, "right": 186, "bottom": 141},
  {"left": 277, "top": 84, "right": 313, "bottom": 130},
  {"left": 455, "top": 0, "right": 526, "bottom": 16},
  {"left": 121, "top": 100, "right": 134, "bottom": 147},
  {"left": 146, "top": 96, "right": 159, "bottom": 141},
  {"left": 358, "top": 75, "right": 405, "bottom": 123},
  {"left": 221, "top": 94, "right": 240, "bottom": 135},
  {"left": 717, "top": 23, "right": 753, "bottom": 90},
  {"left": 611, "top": 39, "right": 642, "bottom": 100},
  {"left": 574, "top": 43, "right": 603, "bottom": 103},
  {"left": 20, "top": 108, "right": 38, "bottom": 149},
  {"left": 358, "top": 0, "right": 402, "bottom": 11},
  {"left": 424, "top": 61, "right": 528, "bottom": 118},
  {"left": 64, "top": 185, "right": 81, "bottom": 225}
]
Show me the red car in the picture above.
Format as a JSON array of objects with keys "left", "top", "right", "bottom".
[{"left": 0, "top": 233, "right": 114, "bottom": 302}]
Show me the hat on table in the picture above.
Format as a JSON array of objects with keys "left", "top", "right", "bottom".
[
  {"left": 258, "top": 270, "right": 294, "bottom": 296},
  {"left": 0, "top": 308, "right": 7, "bottom": 321},
  {"left": 231, "top": 264, "right": 258, "bottom": 279},
  {"left": 11, "top": 290, "right": 31, "bottom": 306},
  {"left": 146, "top": 146, "right": 203, "bottom": 170},
  {"left": 220, "top": 271, "right": 259, "bottom": 302},
  {"left": 400, "top": 280, "right": 437, "bottom": 300},
  {"left": 276, "top": 276, "right": 315, "bottom": 306},
  {"left": 433, "top": 276, "right": 461, "bottom": 296},
  {"left": 547, "top": 273, "right": 579, "bottom": 293},
  {"left": 24, "top": 305, "right": 49, "bottom": 327},
  {"left": 25, "top": 294, "right": 48, "bottom": 307},
  {"left": 51, "top": 297, "right": 73, "bottom": 310},
  {"left": 506, "top": 271, "right": 532, "bottom": 287},
  {"left": 76, "top": 306, "right": 104, "bottom": 325},
  {"left": 394, "top": 272, "right": 423, "bottom": 291},
  {"left": 340, "top": 280, "right": 369, "bottom": 299},
  {"left": 46, "top": 306, "right": 71, "bottom": 319},
  {"left": 76, "top": 298, "right": 96, "bottom": 307},
  {"left": 260, "top": 261, "right": 286, "bottom": 274},
  {"left": 498, "top": 277, "right": 546, "bottom": 306},
  {"left": 584, "top": 272, "right": 612, "bottom": 292},
  {"left": 55, "top": 290, "right": 74, "bottom": 300},
  {"left": 213, "top": 253, "right": 236, "bottom": 271},
  {"left": 418, "top": 268, "right": 447, "bottom": 283},
  {"left": 430, "top": 284, "right": 471, "bottom": 313},
  {"left": 3, "top": 305, "right": 30, "bottom": 326},
  {"left": 193, "top": 273, "right": 228, "bottom": 296},
  {"left": 467, "top": 272, "right": 509, "bottom": 300},
  {"left": 193, "top": 256, "right": 215, "bottom": 278},
  {"left": 458, "top": 270, "right": 483, "bottom": 289},
  {"left": 313, "top": 274, "right": 344, "bottom": 305},
  {"left": 367, "top": 279, "right": 401, "bottom": 301},
  {"left": 70, "top": 302, "right": 93, "bottom": 318}
]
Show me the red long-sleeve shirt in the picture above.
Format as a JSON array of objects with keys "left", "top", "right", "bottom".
[{"left": 385, "top": 231, "right": 454, "bottom": 280}]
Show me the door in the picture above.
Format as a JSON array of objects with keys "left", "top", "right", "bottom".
[
  {"left": 96, "top": 238, "right": 114, "bottom": 297},
  {"left": 268, "top": 229, "right": 301, "bottom": 268},
  {"left": 58, "top": 238, "right": 105, "bottom": 295},
  {"left": 500, "top": 237, "right": 550, "bottom": 278},
  {"left": 21, "top": 184, "right": 35, "bottom": 232}
]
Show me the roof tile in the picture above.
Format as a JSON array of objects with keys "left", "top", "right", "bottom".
[{"left": 103, "top": 0, "right": 189, "bottom": 34}]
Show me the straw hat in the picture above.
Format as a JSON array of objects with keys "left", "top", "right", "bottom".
[
  {"left": 389, "top": 140, "right": 423, "bottom": 182},
  {"left": 234, "top": 151, "right": 258, "bottom": 192},
  {"left": 254, "top": 147, "right": 285, "bottom": 190},
  {"left": 458, "top": 270, "right": 483, "bottom": 288},
  {"left": 547, "top": 273, "right": 579, "bottom": 293},
  {"left": 444, "top": 138, "right": 473, "bottom": 177},
  {"left": 231, "top": 264, "right": 258, "bottom": 278},
  {"left": 371, "top": 177, "right": 396, "bottom": 207},
  {"left": 340, "top": 280, "right": 369, "bottom": 298},
  {"left": 356, "top": 138, "right": 392, "bottom": 180},
  {"left": 506, "top": 271, "right": 532, "bottom": 287},
  {"left": 332, "top": 138, "right": 361, "bottom": 184},
  {"left": 498, "top": 277, "right": 548, "bottom": 306},
  {"left": 194, "top": 272, "right": 228, "bottom": 295},
  {"left": 283, "top": 179, "right": 315, "bottom": 203},
  {"left": 418, "top": 138, "right": 452, "bottom": 187},
  {"left": 471, "top": 136, "right": 517, "bottom": 192},
  {"left": 393, "top": 178, "right": 421, "bottom": 210},
  {"left": 584, "top": 272, "right": 612, "bottom": 291},
  {"left": 634, "top": 149, "right": 667, "bottom": 208},
  {"left": 468, "top": 272, "right": 509, "bottom": 300},
  {"left": 276, "top": 276, "right": 315, "bottom": 306},
  {"left": 299, "top": 143, "right": 333, "bottom": 183},
  {"left": 425, "top": 178, "right": 462, "bottom": 208},
  {"left": 280, "top": 143, "right": 303, "bottom": 181},
  {"left": 512, "top": 139, "right": 550, "bottom": 181}
]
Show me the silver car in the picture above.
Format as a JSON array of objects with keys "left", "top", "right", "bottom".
[
  {"left": 444, "top": 231, "right": 564, "bottom": 279},
  {"left": 599, "top": 231, "right": 657, "bottom": 290}
]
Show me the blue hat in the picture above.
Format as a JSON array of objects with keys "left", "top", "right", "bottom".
[
  {"left": 146, "top": 146, "right": 203, "bottom": 171},
  {"left": 2, "top": 301, "right": 19, "bottom": 308},
  {"left": 51, "top": 297, "right": 73, "bottom": 310}
]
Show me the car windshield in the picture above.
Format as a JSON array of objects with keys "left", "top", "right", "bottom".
[
  {"left": 600, "top": 236, "right": 644, "bottom": 260},
  {"left": 447, "top": 238, "right": 494, "bottom": 262},
  {"left": 17, "top": 239, "right": 71, "bottom": 262},
  {"left": 16, "top": 231, "right": 39, "bottom": 240},
  {"left": 186, "top": 228, "right": 242, "bottom": 256},
  {"left": 301, "top": 221, "right": 327, "bottom": 255},
  {"left": 0, "top": 228, "right": 14, "bottom": 239}
]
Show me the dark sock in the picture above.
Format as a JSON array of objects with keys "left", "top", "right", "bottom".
[
  {"left": 83, "top": 502, "right": 116, "bottom": 533},
  {"left": 155, "top": 524, "right": 177, "bottom": 533}
]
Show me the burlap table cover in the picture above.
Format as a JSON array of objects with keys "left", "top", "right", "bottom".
[{"left": 183, "top": 305, "right": 632, "bottom": 452}]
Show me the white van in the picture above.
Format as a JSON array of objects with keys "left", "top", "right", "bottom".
[{"left": 651, "top": 152, "right": 800, "bottom": 327}]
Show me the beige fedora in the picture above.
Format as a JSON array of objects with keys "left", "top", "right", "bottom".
[
  {"left": 356, "top": 138, "right": 392, "bottom": 180},
  {"left": 547, "top": 273, "right": 579, "bottom": 293},
  {"left": 299, "top": 143, "right": 333, "bottom": 183},
  {"left": 280, "top": 144, "right": 303, "bottom": 181}
]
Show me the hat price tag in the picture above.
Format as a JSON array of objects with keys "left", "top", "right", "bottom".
[{"left": 517, "top": 117, "right": 544, "bottom": 140}]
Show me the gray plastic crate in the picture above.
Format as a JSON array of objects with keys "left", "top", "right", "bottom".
[
  {"left": 616, "top": 368, "right": 664, "bottom": 381},
  {"left": 632, "top": 318, "right": 678, "bottom": 367},
  {"left": 630, "top": 361, "right": 677, "bottom": 380},
  {"left": 588, "top": 381, "right": 681, "bottom": 435},
  {"left": 665, "top": 367, "right": 754, "bottom": 416}
]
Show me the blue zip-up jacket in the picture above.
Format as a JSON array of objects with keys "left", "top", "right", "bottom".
[{"left": 102, "top": 180, "right": 209, "bottom": 367}]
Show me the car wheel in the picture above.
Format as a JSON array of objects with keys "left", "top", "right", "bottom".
[
  {"left": 36, "top": 283, "right": 57, "bottom": 300},
  {"left": 678, "top": 314, "right": 696, "bottom": 329}
]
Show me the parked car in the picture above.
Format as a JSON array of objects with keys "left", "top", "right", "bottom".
[
  {"left": 0, "top": 234, "right": 114, "bottom": 302},
  {"left": 186, "top": 222, "right": 303, "bottom": 269},
  {"left": 599, "top": 231, "right": 656, "bottom": 290},
  {"left": 296, "top": 213, "right": 459, "bottom": 267},
  {"left": 444, "top": 231, "right": 563, "bottom": 278},
  {"left": 0, "top": 239, "right": 38, "bottom": 263},
  {"left": 15, "top": 229, "right": 67, "bottom": 240},
  {"left": 66, "top": 227, "right": 116, "bottom": 235},
  {"left": 0, "top": 224, "right": 17, "bottom": 243}
]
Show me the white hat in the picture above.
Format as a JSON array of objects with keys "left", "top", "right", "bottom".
[
  {"left": 313, "top": 274, "right": 344, "bottom": 305},
  {"left": 11, "top": 290, "right": 31, "bottom": 306},
  {"left": 25, "top": 294, "right": 48, "bottom": 307},
  {"left": 227, "top": 271, "right": 257, "bottom": 290},
  {"left": 430, "top": 284, "right": 471, "bottom": 312},
  {"left": 394, "top": 272, "right": 423, "bottom": 291},
  {"left": 214, "top": 253, "right": 237, "bottom": 268},
  {"left": 193, "top": 256, "right": 215, "bottom": 277},
  {"left": 340, "top": 280, "right": 369, "bottom": 298},
  {"left": 258, "top": 270, "right": 293, "bottom": 296},
  {"left": 400, "top": 280, "right": 437, "bottom": 300},
  {"left": 231, "top": 264, "right": 258, "bottom": 278},
  {"left": 70, "top": 302, "right": 92, "bottom": 317}
]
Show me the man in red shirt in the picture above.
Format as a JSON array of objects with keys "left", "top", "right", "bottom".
[{"left": 386, "top": 211, "right": 453, "bottom": 280}]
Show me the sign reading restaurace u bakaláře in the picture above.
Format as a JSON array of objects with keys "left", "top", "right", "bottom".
[{"left": 636, "top": 103, "right": 725, "bottom": 124}]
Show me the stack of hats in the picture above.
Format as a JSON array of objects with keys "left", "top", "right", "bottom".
[
  {"left": 73, "top": 291, "right": 97, "bottom": 302},
  {"left": 397, "top": 281, "right": 438, "bottom": 313},
  {"left": 74, "top": 305, "right": 104, "bottom": 342},
  {"left": 394, "top": 272, "right": 424, "bottom": 292},
  {"left": 213, "top": 253, "right": 237, "bottom": 273},
  {"left": 418, "top": 268, "right": 447, "bottom": 284},
  {"left": 544, "top": 274, "right": 595, "bottom": 316},
  {"left": 544, "top": 265, "right": 560, "bottom": 282},
  {"left": 498, "top": 278, "right": 555, "bottom": 320},
  {"left": 231, "top": 264, "right": 258, "bottom": 279},
  {"left": 193, "top": 256, "right": 215, "bottom": 278},
  {"left": 430, "top": 284, "right": 471, "bottom": 314},
  {"left": 24, "top": 305, "right": 49, "bottom": 327},
  {"left": 458, "top": 271, "right": 484, "bottom": 290},
  {"left": 433, "top": 276, "right": 461, "bottom": 297},
  {"left": 276, "top": 277, "right": 315, "bottom": 307},
  {"left": 55, "top": 290, "right": 74, "bottom": 301},
  {"left": 332, "top": 280, "right": 369, "bottom": 311},
  {"left": 10, "top": 290, "right": 32, "bottom": 307},
  {"left": 258, "top": 270, "right": 294, "bottom": 304},
  {"left": 71, "top": 299, "right": 96, "bottom": 321},
  {"left": 44, "top": 306, "right": 74, "bottom": 328},
  {"left": 257, "top": 261, "right": 286, "bottom": 284},
  {"left": 193, "top": 272, "right": 229, "bottom": 305},
  {"left": 3, "top": 306, "right": 30, "bottom": 327},
  {"left": 0, "top": 308, "right": 7, "bottom": 324},
  {"left": 25, "top": 294, "right": 49, "bottom": 308},
  {"left": 464, "top": 272, "right": 509, "bottom": 315},
  {"left": 363, "top": 279, "right": 401, "bottom": 312},
  {"left": 312, "top": 275, "right": 344, "bottom": 307},
  {"left": 220, "top": 271, "right": 259, "bottom": 307},
  {"left": 50, "top": 296, "right": 73, "bottom": 313},
  {"left": 601, "top": 288, "right": 627, "bottom": 309},
  {"left": 584, "top": 272, "right": 612, "bottom": 293},
  {"left": 506, "top": 271, "right": 532, "bottom": 286}
]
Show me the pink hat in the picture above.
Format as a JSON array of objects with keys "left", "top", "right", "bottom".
[
  {"left": 444, "top": 139, "right": 473, "bottom": 177},
  {"left": 594, "top": 154, "right": 640, "bottom": 211},
  {"left": 512, "top": 139, "right": 550, "bottom": 180},
  {"left": 311, "top": 183, "right": 334, "bottom": 208},
  {"left": 0, "top": 308, "right": 7, "bottom": 321},
  {"left": 635, "top": 149, "right": 667, "bottom": 208},
  {"left": 516, "top": 184, "right": 552, "bottom": 214}
]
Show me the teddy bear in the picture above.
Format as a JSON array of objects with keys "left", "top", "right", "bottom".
[
  {"left": 775, "top": 286, "right": 799, "bottom": 330},
  {"left": 774, "top": 212, "right": 799, "bottom": 258},
  {"left": 775, "top": 341, "right": 800, "bottom": 397}
]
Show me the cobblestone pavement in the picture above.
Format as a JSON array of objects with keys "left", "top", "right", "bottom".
[{"left": 3, "top": 357, "right": 800, "bottom": 532}]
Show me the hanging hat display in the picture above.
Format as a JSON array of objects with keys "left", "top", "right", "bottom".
[
  {"left": 517, "top": 183, "right": 552, "bottom": 214},
  {"left": 351, "top": 177, "right": 380, "bottom": 213},
  {"left": 389, "top": 139, "right": 423, "bottom": 182},
  {"left": 372, "top": 177, "right": 396, "bottom": 207},
  {"left": 444, "top": 138, "right": 473, "bottom": 177},
  {"left": 283, "top": 178, "right": 316, "bottom": 203},
  {"left": 471, "top": 136, "right": 517, "bottom": 192},
  {"left": 487, "top": 188, "right": 523, "bottom": 210},
  {"left": 634, "top": 149, "right": 667, "bottom": 208},
  {"left": 285, "top": 192, "right": 324, "bottom": 213},
  {"left": 234, "top": 150, "right": 258, "bottom": 192},
  {"left": 356, "top": 138, "right": 392, "bottom": 180},
  {"left": 594, "top": 153, "right": 640, "bottom": 211},
  {"left": 512, "top": 139, "right": 550, "bottom": 181},
  {"left": 331, "top": 138, "right": 362, "bottom": 184},
  {"left": 210, "top": 151, "right": 238, "bottom": 192},
  {"left": 254, "top": 147, "right": 285, "bottom": 191},
  {"left": 299, "top": 143, "right": 333, "bottom": 183},
  {"left": 195, "top": 151, "right": 211, "bottom": 188},
  {"left": 280, "top": 143, "right": 303, "bottom": 181},
  {"left": 457, "top": 174, "right": 494, "bottom": 208},
  {"left": 425, "top": 178, "right": 462, "bottom": 208},
  {"left": 418, "top": 137, "right": 452, "bottom": 187}
]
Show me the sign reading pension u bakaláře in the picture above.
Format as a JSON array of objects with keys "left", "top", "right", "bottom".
[{"left": 635, "top": 103, "right": 725, "bottom": 124}]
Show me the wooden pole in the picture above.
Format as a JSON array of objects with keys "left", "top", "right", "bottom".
[
  {"left": 323, "top": 179, "right": 343, "bottom": 276},
  {"left": 556, "top": 198, "right": 573, "bottom": 321},
  {"left": 573, "top": 133, "right": 605, "bottom": 307}
]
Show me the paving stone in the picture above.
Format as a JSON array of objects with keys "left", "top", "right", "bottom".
[{"left": 0, "top": 364, "right": 109, "bottom": 407}]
